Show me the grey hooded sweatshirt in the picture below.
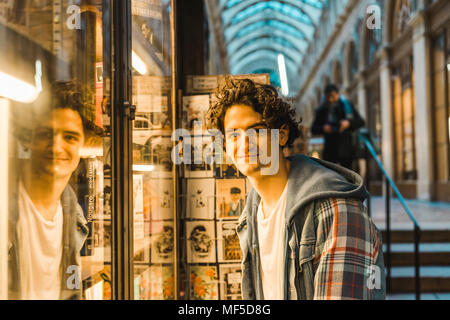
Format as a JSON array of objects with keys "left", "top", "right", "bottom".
[{"left": 237, "top": 154, "right": 386, "bottom": 300}]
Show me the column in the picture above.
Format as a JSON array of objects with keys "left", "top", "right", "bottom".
[
  {"left": 356, "top": 72, "right": 368, "bottom": 120},
  {"left": 410, "top": 11, "right": 433, "bottom": 200},
  {"left": 379, "top": 48, "right": 395, "bottom": 179}
]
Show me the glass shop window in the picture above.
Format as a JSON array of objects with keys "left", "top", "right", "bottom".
[
  {"left": 131, "top": 0, "right": 176, "bottom": 300},
  {"left": 0, "top": 0, "right": 112, "bottom": 300}
]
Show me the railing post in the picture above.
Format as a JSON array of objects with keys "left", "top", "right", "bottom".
[
  {"left": 385, "top": 177, "right": 391, "bottom": 293},
  {"left": 414, "top": 226, "right": 421, "bottom": 300},
  {"left": 365, "top": 142, "right": 371, "bottom": 218}
]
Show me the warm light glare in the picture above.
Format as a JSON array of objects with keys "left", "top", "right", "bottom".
[
  {"left": 132, "top": 51, "right": 148, "bottom": 75},
  {"left": 0, "top": 98, "right": 9, "bottom": 299},
  {"left": 133, "top": 164, "right": 155, "bottom": 172},
  {"left": 0, "top": 71, "right": 40, "bottom": 103},
  {"left": 278, "top": 54, "right": 289, "bottom": 96}
]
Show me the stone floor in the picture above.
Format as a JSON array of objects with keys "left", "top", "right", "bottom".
[{"left": 367, "top": 197, "right": 450, "bottom": 230}]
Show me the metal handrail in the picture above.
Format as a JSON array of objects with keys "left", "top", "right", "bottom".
[{"left": 358, "top": 131, "right": 421, "bottom": 300}]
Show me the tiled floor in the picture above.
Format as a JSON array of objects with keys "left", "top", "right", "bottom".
[{"left": 367, "top": 197, "right": 450, "bottom": 230}]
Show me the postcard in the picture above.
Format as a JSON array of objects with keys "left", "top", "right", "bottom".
[
  {"left": 217, "top": 221, "right": 242, "bottom": 262},
  {"left": 219, "top": 264, "right": 242, "bottom": 300},
  {"left": 188, "top": 265, "right": 219, "bottom": 300},
  {"left": 182, "top": 95, "right": 210, "bottom": 132},
  {"left": 186, "top": 221, "right": 216, "bottom": 263},
  {"left": 151, "top": 221, "right": 174, "bottom": 264},
  {"left": 186, "top": 178, "right": 215, "bottom": 220},
  {"left": 216, "top": 179, "right": 246, "bottom": 219}
]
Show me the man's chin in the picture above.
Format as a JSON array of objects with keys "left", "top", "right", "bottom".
[{"left": 38, "top": 164, "right": 71, "bottom": 179}]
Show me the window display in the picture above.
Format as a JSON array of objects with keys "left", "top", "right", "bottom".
[
  {"left": 179, "top": 73, "right": 270, "bottom": 300},
  {"left": 131, "top": 0, "right": 176, "bottom": 300},
  {"left": 0, "top": 0, "right": 269, "bottom": 301},
  {"left": 1, "top": 0, "right": 113, "bottom": 300}
]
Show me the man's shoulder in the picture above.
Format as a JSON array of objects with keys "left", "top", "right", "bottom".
[
  {"left": 313, "top": 197, "right": 366, "bottom": 219},
  {"left": 311, "top": 197, "right": 381, "bottom": 244}
]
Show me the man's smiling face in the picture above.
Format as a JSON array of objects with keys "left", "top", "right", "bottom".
[
  {"left": 223, "top": 104, "right": 275, "bottom": 177},
  {"left": 30, "top": 108, "right": 85, "bottom": 179}
]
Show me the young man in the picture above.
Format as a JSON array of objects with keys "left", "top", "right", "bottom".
[
  {"left": 311, "top": 84, "right": 365, "bottom": 170},
  {"left": 8, "top": 82, "right": 91, "bottom": 299},
  {"left": 207, "top": 78, "right": 385, "bottom": 300}
]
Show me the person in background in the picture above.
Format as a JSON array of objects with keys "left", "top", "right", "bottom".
[
  {"left": 311, "top": 84, "right": 365, "bottom": 170},
  {"left": 207, "top": 78, "right": 385, "bottom": 300},
  {"left": 9, "top": 81, "right": 92, "bottom": 300}
]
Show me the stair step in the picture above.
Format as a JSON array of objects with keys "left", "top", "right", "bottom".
[
  {"left": 381, "top": 243, "right": 450, "bottom": 266},
  {"left": 390, "top": 277, "right": 450, "bottom": 293},
  {"left": 381, "top": 230, "right": 450, "bottom": 243},
  {"left": 384, "top": 252, "right": 450, "bottom": 266},
  {"left": 389, "top": 266, "right": 450, "bottom": 293},
  {"left": 390, "top": 266, "right": 450, "bottom": 277},
  {"left": 387, "top": 293, "right": 450, "bottom": 300},
  {"left": 383, "top": 243, "right": 450, "bottom": 252}
]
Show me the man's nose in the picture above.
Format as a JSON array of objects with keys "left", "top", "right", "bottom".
[{"left": 51, "top": 133, "right": 65, "bottom": 153}]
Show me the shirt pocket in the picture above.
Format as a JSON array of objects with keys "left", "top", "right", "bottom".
[
  {"left": 298, "top": 241, "right": 316, "bottom": 300},
  {"left": 298, "top": 240, "right": 315, "bottom": 270}
]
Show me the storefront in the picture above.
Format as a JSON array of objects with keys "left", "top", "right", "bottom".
[
  {"left": 0, "top": 0, "right": 263, "bottom": 300},
  {"left": 429, "top": 1, "right": 450, "bottom": 202}
]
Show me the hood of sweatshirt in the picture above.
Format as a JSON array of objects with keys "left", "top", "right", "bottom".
[{"left": 245, "top": 154, "right": 369, "bottom": 224}]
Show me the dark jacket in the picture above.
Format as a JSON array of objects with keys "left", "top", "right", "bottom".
[
  {"left": 8, "top": 181, "right": 89, "bottom": 300},
  {"left": 311, "top": 97, "right": 365, "bottom": 161},
  {"left": 237, "top": 154, "right": 385, "bottom": 300}
]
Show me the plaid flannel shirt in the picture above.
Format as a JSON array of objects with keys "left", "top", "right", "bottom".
[{"left": 312, "top": 197, "right": 384, "bottom": 300}]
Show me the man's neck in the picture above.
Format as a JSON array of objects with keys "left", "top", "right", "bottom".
[
  {"left": 22, "top": 167, "right": 69, "bottom": 221},
  {"left": 247, "top": 151, "right": 291, "bottom": 218}
]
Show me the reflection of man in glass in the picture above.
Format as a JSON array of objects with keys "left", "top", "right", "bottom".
[
  {"left": 227, "top": 187, "right": 244, "bottom": 217},
  {"left": 9, "top": 82, "right": 92, "bottom": 300}
]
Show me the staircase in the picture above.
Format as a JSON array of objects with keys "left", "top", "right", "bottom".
[
  {"left": 382, "top": 229, "right": 450, "bottom": 299},
  {"left": 358, "top": 134, "right": 450, "bottom": 299}
]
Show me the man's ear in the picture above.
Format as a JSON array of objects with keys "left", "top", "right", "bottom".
[{"left": 279, "top": 124, "right": 289, "bottom": 147}]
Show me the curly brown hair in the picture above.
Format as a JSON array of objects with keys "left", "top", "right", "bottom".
[{"left": 207, "top": 77, "right": 302, "bottom": 148}]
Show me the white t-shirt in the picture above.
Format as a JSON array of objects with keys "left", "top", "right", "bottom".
[
  {"left": 17, "top": 182, "right": 63, "bottom": 300},
  {"left": 257, "top": 183, "right": 288, "bottom": 300}
]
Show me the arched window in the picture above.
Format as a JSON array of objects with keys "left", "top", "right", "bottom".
[{"left": 392, "top": 56, "right": 417, "bottom": 181}]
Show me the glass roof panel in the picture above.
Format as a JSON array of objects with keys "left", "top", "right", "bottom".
[
  {"left": 217, "top": 0, "right": 328, "bottom": 95},
  {"left": 227, "top": 19, "right": 307, "bottom": 42},
  {"left": 231, "top": 2, "right": 313, "bottom": 26}
]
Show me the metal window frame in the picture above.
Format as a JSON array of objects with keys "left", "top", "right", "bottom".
[
  {"left": 111, "top": 0, "right": 134, "bottom": 300},
  {"left": 110, "top": 0, "right": 180, "bottom": 300}
]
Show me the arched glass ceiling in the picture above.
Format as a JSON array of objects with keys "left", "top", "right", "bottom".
[
  {"left": 231, "top": 2, "right": 314, "bottom": 27},
  {"left": 218, "top": 0, "right": 328, "bottom": 96}
]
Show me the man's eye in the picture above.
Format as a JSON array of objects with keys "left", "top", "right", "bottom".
[{"left": 65, "top": 135, "right": 79, "bottom": 142}]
